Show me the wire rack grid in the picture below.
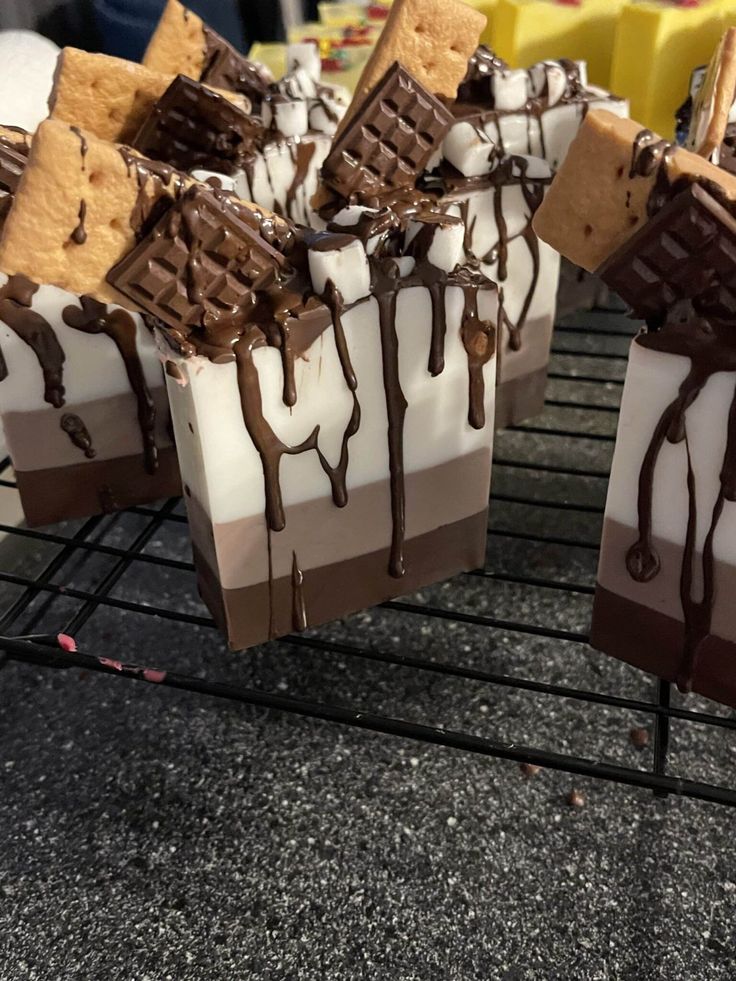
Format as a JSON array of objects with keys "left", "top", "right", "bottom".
[{"left": 1, "top": 307, "right": 735, "bottom": 808}]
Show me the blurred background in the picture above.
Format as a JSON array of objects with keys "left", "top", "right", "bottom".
[{"left": 0, "top": 0, "right": 303, "bottom": 57}]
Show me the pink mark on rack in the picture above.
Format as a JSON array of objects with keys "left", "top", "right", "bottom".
[
  {"left": 57, "top": 633, "right": 77, "bottom": 653},
  {"left": 99, "top": 657, "right": 123, "bottom": 671},
  {"left": 143, "top": 668, "right": 167, "bottom": 684}
]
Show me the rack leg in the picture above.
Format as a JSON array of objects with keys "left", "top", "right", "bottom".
[{"left": 652, "top": 678, "right": 671, "bottom": 799}]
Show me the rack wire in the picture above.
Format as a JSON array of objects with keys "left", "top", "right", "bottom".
[{"left": 1, "top": 307, "right": 735, "bottom": 808}]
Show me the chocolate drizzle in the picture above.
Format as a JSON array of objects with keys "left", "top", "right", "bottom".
[
  {"left": 60, "top": 412, "right": 95, "bottom": 458},
  {"left": 285, "top": 140, "right": 317, "bottom": 218},
  {"left": 62, "top": 297, "right": 158, "bottom": 474},
  {"left": 371, "top": 260, "right": 406, "bottom": 578},
  {"left": 291, "top": 551, "right": 307, "bottom": 632},
  {"left": 70, "top": 126, "right": 88, "bottom": 171},
  {"left": 0, "top": 275, "right": 65, "bottom": 407},
  {"left": 70, "top": 199, "right": 87, "bottom": 245}
]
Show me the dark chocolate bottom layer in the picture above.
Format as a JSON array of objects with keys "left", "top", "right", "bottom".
[
  {"left": 495, "top": 365, "right": 548, "bottom": 430},
  {"left": 591, "top": 585, "right": 736, "bottom": 710},
  {"left": 195, "top": 510, "right": 488, "bottom": 651},
  {"left": 15, "top": 447, "right": 181, "bottom": 527}
]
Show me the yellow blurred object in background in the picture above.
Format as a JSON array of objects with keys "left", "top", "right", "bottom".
[{"left": 492, "top": 0, "right": 624, "bottom": 88}]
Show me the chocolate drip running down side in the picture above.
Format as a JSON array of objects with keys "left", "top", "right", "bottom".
[
  {"left": 70, "top": 200, "right": 87, "bottom": 245},
  {"left": 0, "top": 275, "right": 65, "bottom": 407},
  {"left": 61, "top": 297, "right": 158, "bottom": 474},
  {"left": 291, "top": 551, "right": 307, "bottom": 632},
  {"left": 371, "top": 260, "right": 407, "bottom": 579},
  {"left": 118, "top": 147, "right": 187, "bottom": 241},
  {"left": 60, "top": 412, "right": 95, "bottom": 458}
]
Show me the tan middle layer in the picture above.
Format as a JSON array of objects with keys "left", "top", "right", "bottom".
[
  {"left": 3, "top": 388, "right": 173, "bottom": 471},
  {"left": 186, "top": 449, "right": 492, "bottom": 591}
]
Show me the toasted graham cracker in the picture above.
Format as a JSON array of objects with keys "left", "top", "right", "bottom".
[
  {"left": 0, "top": 119, "right": 283, "bottom": 308},
  {"left": 339, "top": 0, "right": 486, "bottom": 133},
  {"left": 49, "top": 48, "right": 246, "bottom": 145},
  {"left": 532, "top": 110, "right": 736, "bottom": 272},
  {"left": 687, "top": 28, "right": 736, "bottom": 161},
  {"left": 143, "top": 0, "right": 207, "bottom": 81}
]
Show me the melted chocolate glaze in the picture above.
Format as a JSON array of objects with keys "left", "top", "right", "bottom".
[
  {"left": 60, "top": 412, "right": 95, "bottom": 458},
  {"left": 62, "top": 297, "right": 158, "bottom": 474},
  {"left": 0, "top": 275, "right": 65, "bottom": 407},
  {"left": 118, "top": 147, "right": 187, "bottom": 240},
  {"left": 70, "top": 199, "right": 87, "bottom": 245}
]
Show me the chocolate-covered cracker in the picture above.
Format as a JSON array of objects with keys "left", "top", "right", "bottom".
[
  {"left": 200, "top": 27, "right": 271, "bottom": 108},
  {"left": 599, "top": 183, "right": 736, "bottom": 321},
  {"left": 0, "top": 136, "right": 29, "bottom": 195},
  {"left": 132, "top": 74, "right": 262, "bottom": 176},
  {"left": 322, "top": 62, "right": 453, "bottom": 200},
  {"left": 108, "top": 185, "right": 284, "bottom": 335}
]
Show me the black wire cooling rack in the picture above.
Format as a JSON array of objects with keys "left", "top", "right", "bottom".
[{"left": 1, "top": 306, "right": 735, "bottom": 808}]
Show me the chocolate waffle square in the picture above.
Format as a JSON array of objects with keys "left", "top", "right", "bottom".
[
  {"left": 600, "top": 183, "right": 736, "bottom": 320},
  {"left": 322, "top": 61, "right": 453, "bottom": 200},
  {"left": 108, "top": 185, "right": 284, "bottom": 332}
]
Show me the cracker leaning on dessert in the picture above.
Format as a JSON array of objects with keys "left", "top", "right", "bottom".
[{"left": 533, "top": 103, "right": 736, "bottom": 710}]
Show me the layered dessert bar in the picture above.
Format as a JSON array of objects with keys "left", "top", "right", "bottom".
[
  {"left": 610, "top": 0, "right": 732, "bottom": 139},
  {"left": 534, "top": 108, "right": 736, "bottom": 708},
  {"left": 49, "top": 44, "right": 348, "bottom": 228},
  {"left": 0, "top": 0, "right": 498, "bottom": 649},
  {"left": 0, "top": 124, "right": 179, "bottom": 525},
  {"left": 493, "top": 0, "right": 624, "bottom": 88},
  {"left": 432, "top": 50, "right": 627, "bottom": 424}
]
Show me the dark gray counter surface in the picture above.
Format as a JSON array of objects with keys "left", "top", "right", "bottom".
[{"left": 1, "top": 313, "right": 735, "bottom": 980}]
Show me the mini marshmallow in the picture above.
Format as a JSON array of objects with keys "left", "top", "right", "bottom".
[
  {"left": 407, "top": 220, "right": 465, "bottom": 274},
  {"left": 262, "top": 95, "right": 309, "bottom": 138},
  {"left": 329, "top": 205, "right": 384, "bottom": 255},
  {"left": 276, "top": 67, "right": 317, "bottom": 101},
  {"left": 491, "top": 69, "right": 530, "bottom": 112},
  {"left": 308, "top": 236, "right": 371, "bottom": 305},
  {"left": 443, "top": 122, "right": 499, "bottom": 177},
  {"left": 191, "top": 170, "right": 237, "bottom": 192},
  {"left": 391, "top": 257, "right": 416, "bottom": 278},
  {"left": 308, "top": 96, "right": 347, "bottom": 134},
  {"left": 540, "top": 62, "right": 568, "bottom": 107},
  {"left": 287, "top": 42, "right": 321, "bottom": 83},
  {"left": 507, "top": 154, "right": 552, "bottom": 181}
]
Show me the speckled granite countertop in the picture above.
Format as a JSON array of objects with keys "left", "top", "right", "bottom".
[{"left": 1, "top": 312, "right": 735, "bottom": 981}]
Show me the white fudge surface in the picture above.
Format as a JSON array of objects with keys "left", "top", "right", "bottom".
[
  {"left": 604, "top": 341, "right": 736, "bottom": 559},
  {"left": 162, "top": 284, "right": 497, "bottom": 527},
  {"left": 0, "top": 274, "right": 164, "bottom": 414}
]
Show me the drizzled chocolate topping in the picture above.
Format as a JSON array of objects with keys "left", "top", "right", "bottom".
[
  {"left": 0, "top": 275, "right": 65, "bottom": 407},
  {"left": 0, "top": 134, "right": 29, "bottom": 196},
  {"left": 62, "top": 297, "right": 159, "bottom": 474},
  {"left": 457, "top": 46, "right": 509, "bottom": 103}
]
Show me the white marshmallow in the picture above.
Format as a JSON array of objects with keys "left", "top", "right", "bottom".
[
  {"left": 391, "top": 257, "right": 416, "bottom": 278},
  {"left": 308, "top": 96, "right": 347, "bottom": 134},
  {"left": 406, "top": 220, "right": 465, "bottom": 273},
  {"left": 262, "top": 96, "right": 309, "bottom": 138},
  {"left": 491, "top": 69, "right": 530, "bottom": 112},
  {"left": 276, "top": 66, "right": 317, "bottom": 100},
  {"left": 540, "top": 62, "right": 568, "bottom": 107},
  {"left": 287, "top": 42, "right": 321, "bottom": 82},
  {"left": 308, "top": 237, "right": 371, "bottom": 304},
  {"left": 443, "top": 122, "right": 499, "bottom": 177}
]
